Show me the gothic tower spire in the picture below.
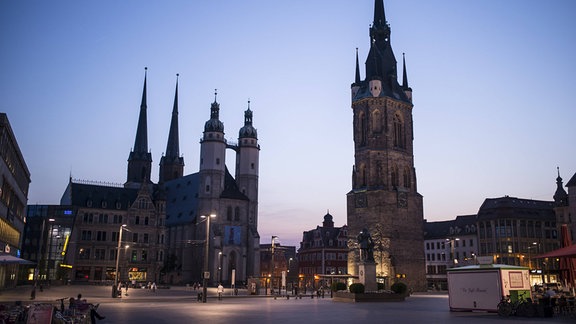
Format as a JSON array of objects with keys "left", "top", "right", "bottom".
[
  {"left": 402, "top": 53, "right": 413, "bottom": 101},
  {"left": 126, "top": 67, "right": 152, "bottom": 187},
  {"left": 346, "top": 1, "right": 426, "bottom": 292},
  {"left": 159, "top": 74, "right": 185, "bottom": 184}
]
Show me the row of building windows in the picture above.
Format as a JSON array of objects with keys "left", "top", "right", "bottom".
[
  {"left": 426, "top": 251, "right": 474, "bottom": 262},
  {"left": 81, "top": 213, "right": 156, "bottom": 227},
  {"left": 299, "top": 252, "right": 346, "bottom": 261},
  {"left": 426, "top": 265, "right": 447, "bottom": 275},
  {"left": 478, "top": 220, "right": 557, "bottom": 239},
  {"left": 78, "top": 247, "right": 163, "bottom": 262},
  {"left": 425, "top": 239, "right": 474, "bottom": 250},
  {"left": 80, "top": 230, "right": 163, "bottom": 244}
]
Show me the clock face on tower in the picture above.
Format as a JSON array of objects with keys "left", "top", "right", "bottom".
[
  {"left": 397, "top": 191, "right": 408, "bottom": 208},
  {"left": 355, "top": 194, "right": 367, "bottom": 208}
]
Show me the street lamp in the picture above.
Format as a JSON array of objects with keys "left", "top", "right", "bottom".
[
  {"left": 218, "top": 252, "right": 222, "bottom": 284},
  {"left": 446, "top": 238, "right": 460, "bottom": 267},
  {"left": 113, "top": 224, "right": 127, "bottom": 298},
  {"left": 271, "top": 236, "right": 278, "bottom": 295},
  {"left": 201, "top": 214, "right": 216, "bottom": 303}
]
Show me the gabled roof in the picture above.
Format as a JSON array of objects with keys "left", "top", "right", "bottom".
[{"left": 60, "top": 181, "right": 138, "bottom": 210}]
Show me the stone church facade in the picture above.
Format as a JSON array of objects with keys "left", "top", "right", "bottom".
[
  {"left": 346, "top": 0, "right": 427, "bottom": 291},
  {"left": 60, "top": 71, "right": 260, "bottom": 285}
]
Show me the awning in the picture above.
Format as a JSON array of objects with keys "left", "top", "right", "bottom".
[
  {"left": 0, "top": 254, "right": 35, "bottom": 265},
  {"left": 534, "top": 244, "right": 576, "bottom": 258}
]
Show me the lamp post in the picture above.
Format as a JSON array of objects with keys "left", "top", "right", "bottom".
[
  {"left": 218, "top": 252, "right": 222, "bottom": 284},
  {"left": 446, "top": 238, "right": 460, "bottom": 267},
  {"left": 201, "top": 214, "right": 216, "bottom": 303},
  {"left": 271, "top": 236, "right": 278, "bottom": 295},
  {"left": 113, "top": 224, "right": 127, "bottom": 298}
]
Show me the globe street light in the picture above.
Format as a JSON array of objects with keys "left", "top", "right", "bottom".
[
  {"left": 113, "top": 224, "right": 127, "bottom": 298},
  {"left": 201, "top": 214, "right": 216, "bottom": 303}
]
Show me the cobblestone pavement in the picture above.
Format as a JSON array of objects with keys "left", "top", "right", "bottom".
[{"left": 0, "top": 285, "right": 573, "bottom": 323}]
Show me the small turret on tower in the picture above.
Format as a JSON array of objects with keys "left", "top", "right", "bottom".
[
  {"left": 402, "top": 53, "right": 413, "bottom": 102},
  {"left": 554, "top": 167, "right": 569, "bottom": 207}
]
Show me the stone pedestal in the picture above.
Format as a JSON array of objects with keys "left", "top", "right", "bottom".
[{"left": 358, "top": 262, "right": 377, "bottom": 292}]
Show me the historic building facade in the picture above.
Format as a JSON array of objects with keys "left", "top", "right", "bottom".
[
  {"left": 423, "top": 215, "right": 478, "bottom": 290},
  {"left": 164, "top": 93, "right": 261, "bottom": 285},
  {"left": 346, "top": 0, "right": 426, "bottom": 291},
  {"left": 299, "top": 212, "right": 348, "bottom": 289},
  {"left": 56, "top": 71, "right": 260, "bottom": 285},
  {"left": 553, "top": 168, "right": 576, "bottom": 241}
]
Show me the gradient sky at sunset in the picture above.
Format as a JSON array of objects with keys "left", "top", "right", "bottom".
[{"left": 1, "top": 1, "right": 575, "bottom": 247}]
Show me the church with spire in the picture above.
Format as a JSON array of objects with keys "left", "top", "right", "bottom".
[
  {"left": 346, "top": 0, "right": 427, "bottom": 291},
  {"left": 60, "top": 68, "right": 260, "bottom": 286}
]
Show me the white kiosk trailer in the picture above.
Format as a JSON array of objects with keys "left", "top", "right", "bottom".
[{"left": 447, "top": 264, "right": 531, "bottom": 312}]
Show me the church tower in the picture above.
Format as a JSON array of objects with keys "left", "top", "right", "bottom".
[
  {"left": 236, "top": 101, "right": 260, "bottom": 227},
  {"left": 159, "top": 74, "right": 184, "bottom": 184},
  {"left": 126, "top": 68, "right": 152, "bottom": 188},
  {"left": 198, "top": 91, "right": 226, "bottom": 211},
  {"left": 346, "top": 0, "right": 426, "bottom": 291}
]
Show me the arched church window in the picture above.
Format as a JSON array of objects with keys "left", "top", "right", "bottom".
[
  {"left": 391, "top": 165, "right": 399, "bottom": 187},
  {"left": 360, "top": 164, "right": 367, "bottom": 187},
  {"left": 227, "top": 206, "right": 233, "bottom": 221},
  {"left": 371, "top": 109, "right": 382, "bottom": 133},
  {"left": 393, "top": 114, "right": 405, "bottom": 149},
  {"left": 358, "top": 112, "right": 367, "bottom": 146},
  {"left": 403, "top": 167, "right": 411, "bottom": 188}
]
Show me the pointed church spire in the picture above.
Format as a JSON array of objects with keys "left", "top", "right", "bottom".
[
  {"left": 366, "top": 0, "right": 397, "bottom": 81},
  {"left": 159, "top": 74, "right": 184, "bottom": 184},
  {"left": 126, "top": 67, "right": 152, "bottom": 187},
  {"left": 165, "top": 74, "right": 180, "bottom": 159},
  {"left": 373, "top": 0, "right": 386, "bottom": 29},
  {"left": 355, "top": 48, "right": 361, "bottom": 84},
  {"left": 133, "top": 67, "right": 149, "bottom": 154},
  {"left": 402, "top": 53, "right": 409, "bottom": 89}
]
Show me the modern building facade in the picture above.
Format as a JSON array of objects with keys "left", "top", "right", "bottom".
[
  {"left": 346, "top": 0, "right": 426, "bottom": 291},
  {"left": 477, "top": 196, "right": 559, "bottom": 285},
  {"left": 21, "top": 205, "right": 75, "bottom": 284},
  {"left": 0, "top": 113, "right": 31, "bottom": 288}
]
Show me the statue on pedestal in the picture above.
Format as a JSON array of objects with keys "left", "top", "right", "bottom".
[{"left": 357, "top": 228, "right": 375, "bottom": 262}]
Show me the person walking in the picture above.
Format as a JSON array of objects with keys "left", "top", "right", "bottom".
[{"left": 217, "top": 283, "right": 224, "bottom": 300}]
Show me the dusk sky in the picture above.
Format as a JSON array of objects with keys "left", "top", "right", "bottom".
[{"left": 1, "top": 1, "right": 575, "bottom": 247}]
